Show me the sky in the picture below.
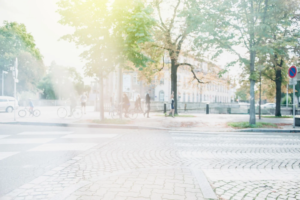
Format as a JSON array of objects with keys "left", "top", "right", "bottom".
[
  {"left": 0, "top": 0, "right": 241, "bottom": 81},
  {"left": 0, "top": 0, "right": 84, "bottom": 69}
]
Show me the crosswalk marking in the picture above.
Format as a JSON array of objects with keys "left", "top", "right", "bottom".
[
  {"left": 18, "top": 131, "right": 72, "bottom": 135},
  {"left": 62, "top": 134, "right": 117, "bottom": 138},
  {"left": 0, "top": 138, "right": 56, "bottom": 144},
  {"left": 28, "top": 143, "right": 98, "bottom": 151},
  {"left": 0, "top": 135, "right": 9, "bottom": 139},
  {"left": 0, "top": 152, "right": 19, "bottom": 161}
]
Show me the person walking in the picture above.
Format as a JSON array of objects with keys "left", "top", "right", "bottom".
[
  {"left": 80, "top": 92, "right": 87, "bottom": 114},
  {"left": 144, "top": 92, "right": 150, "bottom": 118},
  {"left": 123, "top": 93, "right": 130, "bottom": 118},
  {"left": 135, "top": 95, "right": 143, "bottom": 113},
  {"left": 166, "top": 91, "right": 175, "bottom": 118}
]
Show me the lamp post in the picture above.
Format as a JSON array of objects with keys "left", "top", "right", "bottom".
[{"left": 2, "top": 71, "right": 8, "bottom": 96}]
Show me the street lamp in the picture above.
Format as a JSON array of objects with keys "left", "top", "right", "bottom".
[{"left": 2, "top": 71, "right": 8, "bottom": 96}]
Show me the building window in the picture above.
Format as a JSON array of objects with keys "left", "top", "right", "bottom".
[
  {"left": 160, "top": 78, "right": 164, "bottom": 85},
  {"left": 188, "top": 94, "right": 190, "bottom": 102},
  {"left": 193, "top": 93, "right": 195, "bottom": 102},
  {"left": 183, "top": 93, "right": 186, "bottom": 102},
  {"left": 159, "top": 90, "right": 164, "bottom": 102},
  {"left": 133, "top": 74, "right": 138, "bottom": 84}
]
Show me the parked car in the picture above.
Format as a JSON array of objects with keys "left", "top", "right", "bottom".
[
  {"left": 0, "top": 96, "right": 18, "bottom": 113},
  {"left": 261, "top": 103, "right": 275, "bottom": 109}
]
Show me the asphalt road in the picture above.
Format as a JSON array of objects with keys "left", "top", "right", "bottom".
[{"left": 0, "top": 124, "right": 123, "bottom": 197}]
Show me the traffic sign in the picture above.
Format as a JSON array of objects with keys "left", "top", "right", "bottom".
[
  {"left": 288, "top": 66, "right": 297, "bottom": 78},
  {"left": 289, "top": 78, "right": 297, "bottom": 85}
]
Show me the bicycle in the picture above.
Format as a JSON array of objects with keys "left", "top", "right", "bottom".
[
  {"left": 109, "top": 103, "right": 136, "bottom": 119},
  {"left": 18, "top": 107, "right": 41, "bottom": 117},
  {"left": 109, "top": 103, "right": 124, "bottom": 119},
  {"left": 57, "top": 106, "right": 82, "bottom": 119},
  {"left": 127, "top": 106, "right": 144, "bottom": 119}
]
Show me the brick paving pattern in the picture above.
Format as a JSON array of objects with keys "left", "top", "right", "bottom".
[{"left": 1, "top": 131, "right": 300, "bottom": 200}]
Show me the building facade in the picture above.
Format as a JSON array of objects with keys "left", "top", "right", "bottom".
[{"left": 97, "top": 56, "right": 234, "bottom": 103}]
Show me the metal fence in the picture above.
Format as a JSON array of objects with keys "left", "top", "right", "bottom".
[{"left": 19, "top": 100, "right": 298, "bottom": 115}]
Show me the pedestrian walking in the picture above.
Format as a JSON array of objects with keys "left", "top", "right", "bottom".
[
  {"left": 80, "top": 92, "right": 87, "bottom": 114},
  {"left": 135, "top": 95, "right": 143, "bottom": 112},
  {"left": 166, "top": 91, "right": 175, "bottom": 118},
  {"left": 123, "top": 93, "right": 130, "bottom": 118},
  {"left": 144, "top": 92, "right": 150, "bottom": 118}
]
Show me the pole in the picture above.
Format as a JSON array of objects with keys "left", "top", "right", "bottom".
[
  {"left": 14, "top": 77, "right": 16, "bottom": 121},
  {"left": 14, "top": 58, "right": 18, "bottom": 122},
  {"left": 293, "top": 81, "right": 295, "bottom": 128},
  {"left": 117, "top": 66, "right": 123, "bottom": 119},
  {"left": 285, "top": 84, "right": 289, "bottom": 107},
  {"left": 2, "top": 71, "right": 4, "bottom": 96},
  {"left": 259, "top": 70, "right": 262, "bottom": 120},
  {"left": 99, "top": 71, "right": 104, "bottom": 120}
]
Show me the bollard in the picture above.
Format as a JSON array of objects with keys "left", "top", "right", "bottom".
[
  {"left": 164, "top": 103, "right": 166, "bottom": 114},
  {"left": 206, "top": 104, "right": 209, "bottom": 114},
  {"left": 227, "top": 107, "right": 231, "bottom": 114}
]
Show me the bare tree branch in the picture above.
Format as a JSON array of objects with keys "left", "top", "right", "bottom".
[
  {"left": 175, "top": 34, "right": 182, "bottom": 45},
  {"left": 151, "top": 44, "right": 173, "bottom": 51},
  {"left": 169, "top": 0, "right": 181, "bottom": 31},
  {"left": 155, "top": 0, "right": 168, "bottom": 32},
  {"left": 177, "top": 63, "right": 205, "bottom": 83}
]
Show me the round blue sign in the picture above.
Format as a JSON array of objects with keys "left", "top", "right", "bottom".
[{"left": 288, "top": 66, "right": 297, "bottom": 78}]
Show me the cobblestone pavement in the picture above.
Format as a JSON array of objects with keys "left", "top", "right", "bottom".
[{"left": 1, "top": 130, "right": 300, "bottom": 200}]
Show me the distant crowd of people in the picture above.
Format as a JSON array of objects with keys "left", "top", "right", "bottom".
[{"left": 27, "top": 91, "right": 176, "bottom": 118}]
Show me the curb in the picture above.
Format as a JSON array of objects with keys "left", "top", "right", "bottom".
[
  {"left": 239, "top": 128, "right": 300, "bottom": 133},
  {"left": 0, "top": 122, "right": 169, "bottom": 131}
]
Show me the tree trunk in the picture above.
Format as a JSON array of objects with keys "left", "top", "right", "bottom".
[
  {"left": 99, "top": 70, "right": 104, "bottom": 120},
  {"left": 117, "top": 66, "right": 123, "bottom": 119},
  {"left": 170, "top": 58, "right": 178, "bottom": 114},
  {"left": 249, "top": 50, "right": 256, "bottom": 125},
  {"left": 275, "top": 67, "right": 282, "bottom": 117}
]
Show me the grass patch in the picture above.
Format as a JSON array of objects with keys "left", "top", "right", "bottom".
[
  {"left": 228, "top": 122, "right": 278, "bottom": 129},
  {"left": 80, "top": 119, "right": 130, "bottom": 124},
  {"left": 156, "top": 114, "right": 196, "bottom": 117},
  {"left": 261, "top": 115, "right": 292, "bottom": 118}
]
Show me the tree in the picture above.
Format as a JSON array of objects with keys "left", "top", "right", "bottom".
[
  {"left": 57, "top": 0, "right": 155, "bottom": 119},
  {"left": 147, "top": 0, "right": 214, "bottom": 114},
  {"left": 38, "top": 62, "right": 84, "bottom": 100},
  {"left": 0, "top": 21, "right": 45, "bottom": 95},
  {"left": 191, "top": 0, "right": 290, "bottom": 124},
  {"left": 259, "top": 0, "right": 300, "bottom": 116}
]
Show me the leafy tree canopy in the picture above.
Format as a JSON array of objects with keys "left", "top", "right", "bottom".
[
  {"left": 57, "top": 0, "right": 156, "bottom": 78},
  {"left": 0, "top": 21, "right": 45, "bottom": 96}
]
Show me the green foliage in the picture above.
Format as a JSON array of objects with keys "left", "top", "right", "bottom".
[
  {"left": 0, "top": 21, "right": 42, "bottom": 69},
  {"left": 262, "top": 116, "right": 292, "bottom": 118},
  {"left": 0, "top": 21, "right": 45, "bottom": 96},
  {"left": 38, "top": 62, "right": 85, "bottom": 99},
  {"left": 281, "top": 95, "right": 291, "bottom": 105},
  {"left": 190, "top": 0, "right": 300, "bottom": 124},
  {"left": 236, "top": 90, "right": 248, "bottom": 101},
  {"left": 57, "top": 0, "right": 156, "bottom": 78},
  {"left": 228, "top": 122, "right": 277, "bottom": 129}
]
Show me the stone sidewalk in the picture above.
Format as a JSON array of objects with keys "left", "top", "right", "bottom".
[
  {"left": 2, "top": 130, "right": 300, "bottom": 200},
  {"left": 0, "top": 106, "right": 298, "bottom": 131}
]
